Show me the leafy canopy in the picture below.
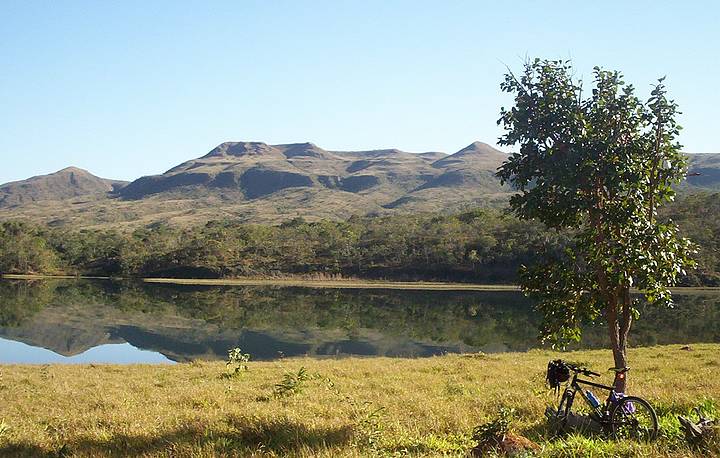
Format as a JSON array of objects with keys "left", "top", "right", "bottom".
[{"left": 496, "top": 59, "right": 696, "bottom": 346}]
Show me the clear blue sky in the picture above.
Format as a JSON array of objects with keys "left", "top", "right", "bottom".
[{"left": 1, "top": 1, "right": 718, "bottom": 184}]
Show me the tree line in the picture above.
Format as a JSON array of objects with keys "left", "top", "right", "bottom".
[{"left": 0, "top": 193, "right": 718, "bottom": 285}]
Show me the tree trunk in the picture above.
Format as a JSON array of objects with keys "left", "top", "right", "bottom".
[
  {"left": 607, "top": 297, "right": 625, "bottom": 393},
  {"left": 590, "top": 200, "right": 632, "bottom": 393},
  {"left": 609, "top": 286, "right": 632, "bottom": 393},
  {"left": 611, "top": 342, "right": 628, "bottom": 393}
]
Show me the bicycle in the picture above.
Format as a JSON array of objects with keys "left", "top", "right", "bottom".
[{"left": 546, "top": 359, "right": 658, "bottom": 441}]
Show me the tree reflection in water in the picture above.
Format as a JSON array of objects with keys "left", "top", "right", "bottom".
[{"left": 0, "top": 279, "right": 717, "bottom": 363}]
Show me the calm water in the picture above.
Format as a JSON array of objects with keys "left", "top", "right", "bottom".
[{"left": 0, "top": 279, "right": 718, "bottom": 364}]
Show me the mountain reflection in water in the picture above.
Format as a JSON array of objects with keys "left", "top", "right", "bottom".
[{"left": 0, "top": 279, "right": 718, "bottom": 364}]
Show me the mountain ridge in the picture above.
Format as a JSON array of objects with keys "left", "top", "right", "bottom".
[
  {"left": 114, "top": 141, "right": 510, "bottom": 204},
  {"left": 0, "top": 142, "right": 719, "bottom": 229}
]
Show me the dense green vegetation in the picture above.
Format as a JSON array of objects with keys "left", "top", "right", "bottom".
[
  {"left": 663, "top": 192, "right": 720, "bottom": 285},
  {"left": 1, "top": 193, "right": 718, "bottom": 285}
]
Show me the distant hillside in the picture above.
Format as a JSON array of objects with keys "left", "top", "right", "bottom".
[
  {"left": 0, "top": 141, "right": 511, "bottom": 228},
  {"left": 0, "top": 144, "right": 718, "bottom": 229},
  {"left": 0, "top": 167, "right": 127, "bottom": 208},
  {"left": 685, "top": 153, "right": 720, "bottom": 190},
  {"left": 116, "top": 140, "right": 509, "bottom": 205}
]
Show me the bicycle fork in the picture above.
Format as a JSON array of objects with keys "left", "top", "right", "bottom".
[{"left": 558, "top": 388, "right": 576, "bottom": 417}]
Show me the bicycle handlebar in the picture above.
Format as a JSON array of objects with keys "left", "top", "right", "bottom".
[{"left": 565, "top": 362, "right": 601, "bottom": 377}]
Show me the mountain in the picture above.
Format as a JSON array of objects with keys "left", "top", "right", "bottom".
[
  {"left": 0, "top": 167, "right": 127, "bottom": 208},
  {"left": 0, "top": 141, "right": 510, "bottom": 228},
  {"left": 116, "top": 141, "right": 505, "bottom": 201},
  {"left": 110, "top": 140, "right": 512, "bottom": 220},
  {"left": 0, "top": 143, "right": 718, "bottom": 229}
]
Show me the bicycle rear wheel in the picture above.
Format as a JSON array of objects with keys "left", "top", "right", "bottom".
[{"left": 610, "top": 396, "right": 658, "bottom": 442}]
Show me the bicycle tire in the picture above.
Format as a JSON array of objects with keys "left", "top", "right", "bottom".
[{"left": 610, "top": 395, "right": 658, "bottom": 442}]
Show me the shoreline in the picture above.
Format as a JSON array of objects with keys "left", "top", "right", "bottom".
[
  {"left": 1, "top": 273, "right": 519, "bottom": 291},
  {"left": 142, "top": 277, "right": 521, "bottom": 291},
  {"left": 3, "top": 273, "right": 720, "bottom": 292},
  {"left": 1, "top": 343, "right": 716, "bottom": 368}
]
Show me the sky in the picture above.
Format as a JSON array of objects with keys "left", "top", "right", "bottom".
[{"left": 1, "top": 1, "right": 718, "bottom": 184}]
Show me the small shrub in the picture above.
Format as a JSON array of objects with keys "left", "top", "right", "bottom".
[
  {"left": 473, "top": 407, "right": 515, "bottom": 445},
  {"left": 444, "top": 378, "right": 466, "bottom": 397},
  {"left": 472, "top": 407, "right": 541, "bottom": 456},
  {"left": 272, "top": 367, "right": 309, "bottom": 399},
  {"left": 224, "top": 347, "right": 250, "bottom": 378}
]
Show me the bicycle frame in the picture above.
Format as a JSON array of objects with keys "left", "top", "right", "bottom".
[{"left": 557, "top": 372, "right": 615, "bottom": 420}]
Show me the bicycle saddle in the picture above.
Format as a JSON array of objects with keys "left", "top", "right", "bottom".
[{"left": 608, "top": 367, "right": 630, "bottom": 373}]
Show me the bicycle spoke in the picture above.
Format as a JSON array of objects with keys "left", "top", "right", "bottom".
[{"left": 611, "top": 397, "right": 658, "bottom": 442}]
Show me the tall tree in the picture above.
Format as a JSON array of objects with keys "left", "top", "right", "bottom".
[{"left": 496, "top": 59, "right": 695, "bottom": 392}]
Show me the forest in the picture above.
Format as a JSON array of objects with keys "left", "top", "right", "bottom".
[{"left": 1, "top": 192, "right": 718, "bottom": 286}]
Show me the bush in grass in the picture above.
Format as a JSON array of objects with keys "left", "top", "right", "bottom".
[
  {"left": 223, "top": 347, "right": 250, "bottom": 378},
  {"left": 272, "top": 366, "right": 309, "bottom": 399}
]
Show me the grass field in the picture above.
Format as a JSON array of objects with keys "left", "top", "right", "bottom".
[{"left": 0, "top": 344, "right": 718, "bottom": 457}]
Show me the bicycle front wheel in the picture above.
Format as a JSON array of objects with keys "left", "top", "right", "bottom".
[{"left": 610, "top": 396, "right": 658, "bottom": 442}]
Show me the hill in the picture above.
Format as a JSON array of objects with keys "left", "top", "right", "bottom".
[
  {"left": 0, "top": 143, "right": 718, "bottom": 229},
  {"left": 0, "top": 141, "right": 511, "bottom": 228},
  {"left": 116, "top": 141, "right": 510, "bottom": 207},
  {"left": 0, "top": 167, "right": 126, "bottom": 208}
]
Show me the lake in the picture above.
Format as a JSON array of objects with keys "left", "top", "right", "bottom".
[{"left": 0, "top": 279, "right": 718, "bottom": 364}]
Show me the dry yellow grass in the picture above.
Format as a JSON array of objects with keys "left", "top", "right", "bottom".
[
  {"left": 140, "top": 277, "right": 519, "bottom": 291},
  {"left": 0, "top": 344, "right": 718, "bottom": 457}
]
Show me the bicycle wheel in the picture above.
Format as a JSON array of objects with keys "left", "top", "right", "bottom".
[{"left": 610, "top": 396, "right": 658, "bottom": 441}]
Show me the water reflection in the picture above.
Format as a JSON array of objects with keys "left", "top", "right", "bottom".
[
  {"left": 0, "top": 279, "right": 718, "bottom": 363},
  {"left": 0, "top": 338, "right": 173, "bottom": 364}
]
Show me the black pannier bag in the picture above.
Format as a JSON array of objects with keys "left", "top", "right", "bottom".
[{"left": 546, "top": 359, "right": 570, "bottom": 392}]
